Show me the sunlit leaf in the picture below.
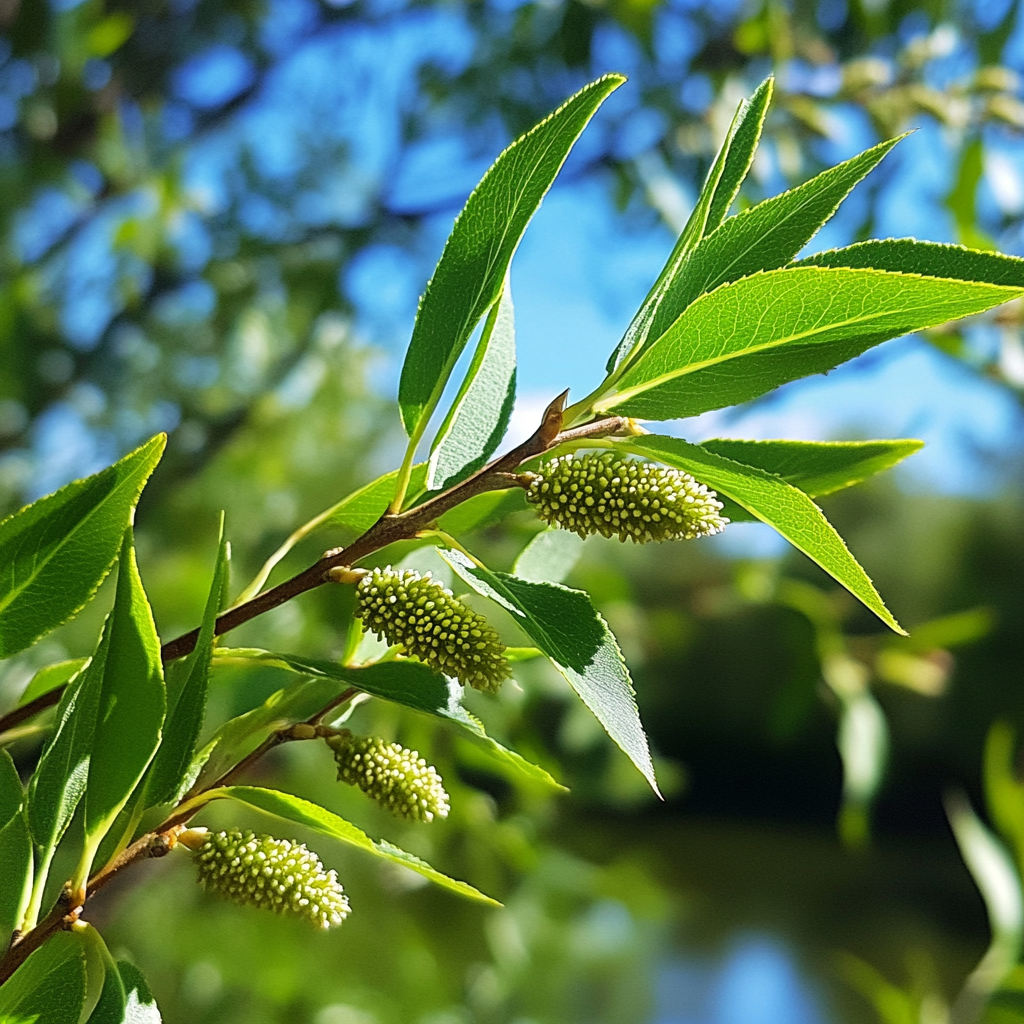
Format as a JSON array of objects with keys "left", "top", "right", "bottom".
[
  {"left": 0, "top": 931, "right": 87, "bottom": 1024},
  {"left": 0, "top": 434, "right": 165, "bottom": 659},
  {"left": 399, "top": 75, "right": 623, "bottom": 438},
  {"left": 143, "top": 517, "right": 229, "bottom": 806},
  {"left": 596, "top": 268, "right": 1022, "bottom": 420},
  {"left": 79, "top": 529, "right": 165, "bottom": 880}
]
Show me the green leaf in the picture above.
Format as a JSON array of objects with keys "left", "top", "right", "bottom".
[
  {"left": 17, "top": 659, "right": 89, "bottom": 708},
  {"left": 436, "top": 488, "right": 528, "bottom": 535},
  {"left": 27, "top": 658, "right": 100, "bottom": 850},
  {"left": 512, "top": 529, "right": 586, "bottom": 584},
  {"left": 636, "top": 136, "right": 902, "bottom": 351},
  {"left": 208, "top": 785, "right": 501, "bottom": 907},
  {"left": 0, "top": 810, "right": 33, "bottom": 943},
  {"left": 210, "top": 650, "right": 563, "bottom": 792},
  {"left": 323, "top": 464, "right": 429, "bottom": 534},
  {"left": 398, "top": 75, "right": 623, "bottom": 439},
  {"left": 0, "top": 931, "right": 87, "bottom": 1024},
  {"left": 697, "top": 438, "right": 923, "bottom": 507},
  {"left": 622, "top": 435, "right": 904, "bottom": 633},
  {"left": 428, "top": 279, "right": 516, "bottom": 490},
  {"left": 796, "top": 237, "right": 1024, "bottom": 285},
  {"left": 439, "top": 549, "right": 658, "bottom": 793},
  {"left": 704, "top": 77, "right": 774, "bottom": 234},
  {"left": 596, "top": 267, "right": 1023, "bottom": 420},
  {"left": 77, "top": 923, "right": 118, "bottom": 1024},
  {"left": 985, "top": 723, "right": 1024, "bottom": 867},
  {"left": 143, "top": 518, "right": 229, "bottom": 806},
  {"left": 0, "top": 434, "right": 165, "bottom": 659},
  {"left": 606, "top": 83, "right": 745, "bottom": 375},
  {"left": 0, "top": 748, "right": 22, "bottom": 827},
  {"left": 79, "top": 528, "right": 166, "bottom": 879},
  {"left": 115, "top": 961, "right": 162, "bottom": 1024}
]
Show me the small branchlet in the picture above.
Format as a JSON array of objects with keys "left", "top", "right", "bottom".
[
  {"left": 327, "top": 731, "right": 450, "bottom": 822},
  {"left": 355, "top": 566, "right": 511, "bottom": 692},
  {"left": 527, "top": 452, "right": 728, "bottom": 543},
  {"left": 189, "top": 829, "right": 350, "bottom": 930}
]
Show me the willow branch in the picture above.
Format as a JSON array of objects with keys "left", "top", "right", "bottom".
[{"left": 158, "top": 397, "right": 629, "bottom": 663}]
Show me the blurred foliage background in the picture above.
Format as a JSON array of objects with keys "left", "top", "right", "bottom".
[{"left": 1, "top": 0, "right": 1024, "bottom": 1020}]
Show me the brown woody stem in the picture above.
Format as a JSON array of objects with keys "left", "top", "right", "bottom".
[{"left": 0, "top": 398, "right": 628, "bottom": 983}]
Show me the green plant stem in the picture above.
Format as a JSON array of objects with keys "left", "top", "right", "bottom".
[
  {"left": 20, "top": 844, "right": 56, "bottom": 934},
  {"left": 389, "top": 430, "right": 424, "bottom": 514}
]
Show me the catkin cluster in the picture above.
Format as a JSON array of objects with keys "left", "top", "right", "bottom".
[
  {"left": 355, "top": 566, "right": 510, "bottom": 692},
  {"left": 193, "top": 829, "right": 350, "bottom": 929},
  {"left": 527, "top": 453, "right": 728, "bottom": 543},
  {"left": 328, "top": 732, "right": 450, "bottom": 822}
]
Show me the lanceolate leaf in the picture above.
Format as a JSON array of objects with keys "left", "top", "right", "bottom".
[
  {"left": 0, "top": 748, "right": 22, "bottom": 826},
  {"left": 0, "top": 931, "right": 87, "bottom": 1024},
  {"left": 607, "top": 84, "right": 749, "bottom": 375},
  {"left": 698, "top": 438, "right": 923, "bottom": 507},
  {"left": 704, "top": 77, "right": 774, "bottom": 234},
  {"left": 144, "top": 517, "right": 229, "bottom": 806},
  {"left": 596, "top": 267, "right": 1023, "bottom": 420},
  {"left": 399, "top": 74, "right": 623, "bottom": 439},
  {"left": 0, "top": 809, "right": 32, "bottom": 940},
  {"left": 80, "top": 529, "right": 165, "bottom": 876},
  {"left": 210, "top": 649, "right": 563, "bottom": 791},
  {"left": 428, "top": 279, "right": 517, "bottom": 490},
  {"left": 207, "top": 785, "right": 501, "bottom": 907},
  {"left": 0, "top": 434, "right": 165, "bottom": 659},
  {"left": 797, "top": 237, "right": 1024, "bottom": 285},
  {"left": 637, "top": 136, "right": 902, "bottom": 349},
  {"left": 28, "top": 655, "right": 103, "bottom": 850},
  {"left": 17, "top": 658, "right": 89, "bottom": 707},
  {"left": 0, "top": 752, "right": 31, "bottom": 939},
  {"left": 622, "top": 435, "right": 904, "bottom": 633},
  {"left": 440, "top": 549, "right": 658, "bottom": 793},
  {"left": 323, "top": 464, "right": 429, "bottom": 534}
]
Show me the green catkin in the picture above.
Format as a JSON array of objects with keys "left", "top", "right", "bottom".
[
  {"left": 355, "top": 566, "right": 511, "bottom": 692},
  {"left": 527, "top": 452, "right": 729, "bottom": 543},
  {"left": 328, "top": 732, "right": 450, "bottom": 822},
  {"left": 193, "top": 830, "right": 350, "bottom": 929}
]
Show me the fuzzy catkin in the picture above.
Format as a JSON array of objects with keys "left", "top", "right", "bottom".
[
  {"left": 355, "top": 566, "right": 510, "bottom": 692},
  {"left": 193, "top": 830, "right": 350, "bottom": 929},
  {"left": 328, "top": 732, "right": 450, "bottom": 822},
  {"left": 527, "top": 453, "right": 728, "bottom": 543}
]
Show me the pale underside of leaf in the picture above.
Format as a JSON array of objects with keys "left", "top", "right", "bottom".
[
  {"left": 428, "top": 279, "right": 517, "bottom": 491},
  {"left": 439, "top": 549, "right": 658, "bottom": 794}
]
